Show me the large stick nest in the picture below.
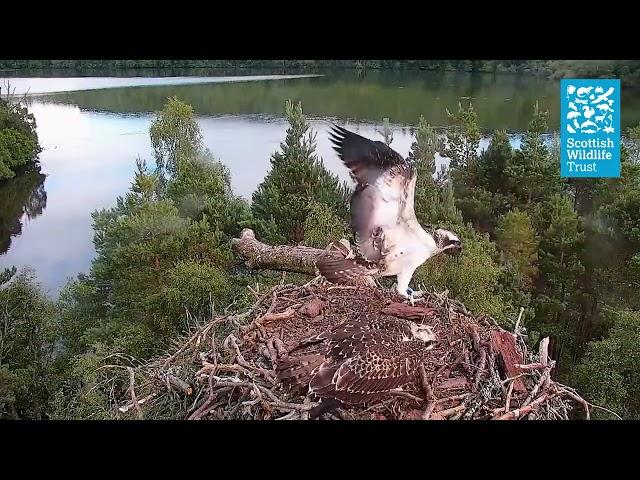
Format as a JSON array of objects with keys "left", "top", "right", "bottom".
[{"left": 116, "top": 281, "right": 590, "bottom": 420}]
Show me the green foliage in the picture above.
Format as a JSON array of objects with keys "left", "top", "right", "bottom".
[
  {"left": 51, "top": 99, "right": 235, "bottom": 399},
  {"left": 410, "top": 116, "right": 444, "bottom": 225},
  {"left": 410, "top": 113, "right": 509, "bottom": 321},
  {"left": 624, "top": 124, "right": 640, "bottom": 165},
  {"left": 495, "top": 210, "right": 539, "bottom": 290},
  {"left": 414, "top": 225, "right": 510, "bottom": 322},
  {"left": 446, "top": 104, "right": 506, "bottom": 232},
  {"left": 443, "top": 102, "right": 481, "bottom": 170},
  {"left": 428, "top": 179, "right": 465, "bottom": 228},
  {"left": 167, "top": 151, "right": 251, "bottom": 239},
  {"left": 504, "top": 103, "right": 561, "bottom": 207},
  {"left": 56, "top": 275, "right": 107, "bottom": 357},
  {"left": 162, "top": 260, "right": 231, "bottom": 321},
  {"left": 571, "top": 308, "right": 640, "bottom": 419},
  {"left": 0, "top": 269, "right": 58, "bottom": 419},
  {"left": 452, "top": 129, "right": 517, "bottom": 233},
  {"left": 545, "top": 60, "right": 640, "bottom": 88},
  {"left": 0, "top": 267, "right": 16, "bottom": 286},
  {"left": 0, "top": 98, "right": 41, "bottom": 180},
  {"left": 303, "top": 201, "right": 349, "bottom": 249},
  {"left": 251, "top": 100, "right": 349, "bottom": 244},
  {"left": 531, "top": 195, "right": 586, "bottom": 368},
  {"left": 89, "top": 193, "right": 232, "bottom": 352},
  {"left": 49, "top": 345, "right": 121, "bottom": 420},
  {"left": 49, "top": 97, "right": 254, "bottom": 418},
  {"left": 150, "top": 96, "right": 202, "bottom": 181}
]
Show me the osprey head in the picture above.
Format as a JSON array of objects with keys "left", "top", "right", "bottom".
[
  {"left": 409, "top": 322, "right": 437, "bottom": 347},
  {"left": 434, "top": 228, "right": 462, "bottom": 255}
]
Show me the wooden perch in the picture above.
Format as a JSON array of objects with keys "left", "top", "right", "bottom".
[{"left": 232, "top": 229, "right": 338, "bottom": 275}]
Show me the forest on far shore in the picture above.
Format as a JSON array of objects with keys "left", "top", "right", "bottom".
[{"left": 2, "top": 60, "right": 640, "bottom": 87}]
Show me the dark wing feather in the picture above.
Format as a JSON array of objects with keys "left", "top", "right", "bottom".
[
  {"left": 329, "top": 124, "right": 417, "bottom": 262},
  {"left": 276, "top": 354, "right": 324, "bottom": 393},
  {"left": 292, "top": 314, "right": 372, "bottom": 353},
  {"left": 329, "top": 124, "right": 406, "bottom": 185}
]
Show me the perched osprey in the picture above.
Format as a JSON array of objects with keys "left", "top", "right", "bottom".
[
  {"left": 276, "top": 314, "right": 437, "bottom": 417},
  {"left": 316, "top": 125, "right": 462, "bottom": 303}
]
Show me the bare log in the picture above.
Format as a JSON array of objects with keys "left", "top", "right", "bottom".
[{"left": 231, "top": 229, "right": 337, "bottom": 275}]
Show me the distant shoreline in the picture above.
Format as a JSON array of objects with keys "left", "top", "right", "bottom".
[{"left": 2, "top": 61, "right": 638, "bottom": 89}]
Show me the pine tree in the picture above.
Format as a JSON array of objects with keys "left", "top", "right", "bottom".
[
  {"left": 251, "top": 100, "right": 349, "bottom": 244},
  {"left": 149, "top": 96, "right": 202, "bottom": 186},
  {"left": 495, "top": 210, "right": 539, "bottom": 290},
  {"left": 571, "top": 308, "right": 640, "bottom": 419},
  {"left": 59, "top": 98, "right": 243, "bottom": 361},
  {"left": 505, "top": 102, "right": 561, "bottom": 208},
  {"left": 377, "top": 117, "right": 394, "bottom": 146},
  {"left": 167, "top": 151, "right": 251, "bottom": 239},
  {"left": 443, "top": 102, "right": 481, "bottom": 170},
  {"left": 410, "top": 116, "right": 442, "bottom": 226},
  {"left": 303, "top": 201, "right": 348, "bottom": 249},
  {"left": 532, "top": 194, "right": 585, "bottom": 367}
]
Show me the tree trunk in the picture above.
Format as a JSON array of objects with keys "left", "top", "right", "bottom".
[{"left": 231, "top": 229, "right": 338, "bottom": 275}]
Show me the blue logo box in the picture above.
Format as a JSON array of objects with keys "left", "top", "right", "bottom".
[{"left": 560, "top": 78, "right": 621, "bottom": 178}]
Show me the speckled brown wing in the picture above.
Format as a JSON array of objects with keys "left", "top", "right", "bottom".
[
  {"left": 309, "top": 330, "right": 429, "bottom": 405},
  {"left": 297, "top": 315, "right": 411, "bottom": 352},
  {"left": 329, "top": 316, "right": 412, "bottom": 343}
]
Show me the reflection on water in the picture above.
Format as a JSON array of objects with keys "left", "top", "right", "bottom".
[
  {"left": 41, "top": 70, "right": 640, "bottom": 131},
  {"left": 0, "top": 166, "right": 47, "bottom": 255},
  {"left": 3, "top": 73, "right": 322, "bottom": 96},
  {"left": 1, "top": 70, "right": 639, "bottom": 295}
]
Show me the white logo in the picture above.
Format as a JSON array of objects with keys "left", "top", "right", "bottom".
[{"left": 565, "top": 84, "right": 616, "bottom": 135}]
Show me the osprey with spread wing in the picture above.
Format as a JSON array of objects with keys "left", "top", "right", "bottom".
[{"left": 316, "top": 125, "right": 462, "bottom": 303}]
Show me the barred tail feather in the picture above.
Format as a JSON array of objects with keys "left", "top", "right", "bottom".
[{"left": 276, "top": 354, "right": 325, "bottom": 391}]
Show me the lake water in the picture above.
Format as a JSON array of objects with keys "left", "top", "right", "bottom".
[{"left": 2, "top": 70, "right": 639, "bottom": 295}]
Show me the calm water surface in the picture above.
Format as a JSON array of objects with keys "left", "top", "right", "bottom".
[{"left": 2, "top": 70, "right": 639, "bottom": 295}]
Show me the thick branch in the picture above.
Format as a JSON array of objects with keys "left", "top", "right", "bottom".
[{"left": 231, "top": 229, "right": 337, "bottom": 275}]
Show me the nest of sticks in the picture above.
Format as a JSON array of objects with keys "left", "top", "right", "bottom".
[{"left": 116, "top": 280, "right": 591, "bottom": 420}]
